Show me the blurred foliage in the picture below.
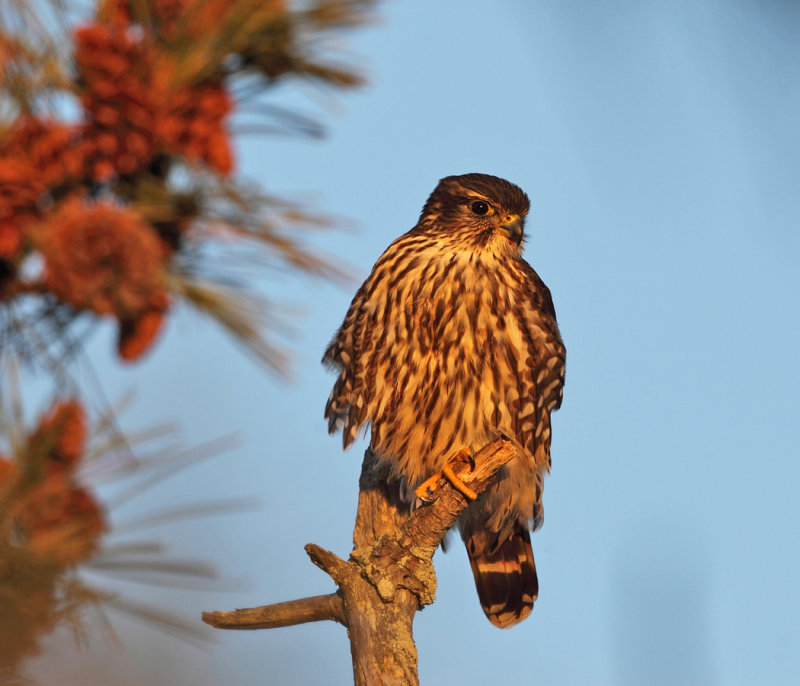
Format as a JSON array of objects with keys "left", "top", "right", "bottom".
[
  {"left": 0, "top": 0, "right": 374, "bottom": 370},
  {"left": 0, "top": 0, "right": 376, "bottom": 678},
  {"left": 0, "top": 395, "right": 103, "bottom": 675},
  {"left": 0, "top": 380, "right": 244, "bottom": 679}
]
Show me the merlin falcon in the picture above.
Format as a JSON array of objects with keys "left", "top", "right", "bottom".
[{"left": 323, "top": 173, "right": 566, "bottom": 628}]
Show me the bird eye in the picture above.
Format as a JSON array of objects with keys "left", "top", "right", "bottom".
[{"left": 470, "top": 200, "right": 490, "bottom": 216}]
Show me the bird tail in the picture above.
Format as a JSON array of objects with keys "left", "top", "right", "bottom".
[{"left": 466, "top": 526, "right": 538, "bottom": 628}]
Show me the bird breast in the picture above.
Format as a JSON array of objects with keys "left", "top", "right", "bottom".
[{"left": 366, "top": 248, "right": 528, "bottom": 487}]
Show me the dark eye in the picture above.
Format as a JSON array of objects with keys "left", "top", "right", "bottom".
[{"left": 470, "top": 200, "right": 490, "bottom": 216}]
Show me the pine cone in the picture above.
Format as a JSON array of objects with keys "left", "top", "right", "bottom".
[{"left": 39, "top": 197, "right": 167, "bottom": 320}]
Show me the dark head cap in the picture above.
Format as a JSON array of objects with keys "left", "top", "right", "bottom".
[{"left": 420, "top": 173, "right": 530, "bottom": 222}]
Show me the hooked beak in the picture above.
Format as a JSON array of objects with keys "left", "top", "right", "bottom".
[{"left": 499, "top": 214, "right": 523, "bottom": 245}]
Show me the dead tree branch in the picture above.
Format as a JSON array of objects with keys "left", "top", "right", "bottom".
[
  {"left": 202, "top": 437, "right": 518, "bottom": 685},
  {"left": 202, "top": 593, "right": 345, "bottom": 630}
]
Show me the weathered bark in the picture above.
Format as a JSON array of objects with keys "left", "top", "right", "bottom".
[
  {"left": 202, "top": 593, "right": 345, "bottom": 630},
  {"left": 202, "top": 438, "right": 518, "bottom": 685}
]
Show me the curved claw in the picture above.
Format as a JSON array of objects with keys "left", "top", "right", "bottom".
[
  {"left": 414, "top": 472, "right": 443, "bottom": 502},
  {"left": 442, "top": 463, "right": 477, "bottom": 500},
  {"left": 414, "top": 447, "right": 478, "bottom": 502}
]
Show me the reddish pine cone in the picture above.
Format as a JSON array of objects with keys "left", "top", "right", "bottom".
[
  {"left": 19, "top": 470, "right": 106, "bottom": 565},
  {"left": 36, "top": 399, "right": 88, "bottom": 467},
  {"left": 4, "top": 117, "right": 85, "bottom": 189},
  {"left": 118, "top": 307, "right": 167, "bottom": 363},
  {"left": 40, "top": 198, "right": 167, "bottom": 320},
  {"left": 158, "top": 85, "right": 234, "bottom": 175},
  {"left": 0, "top": 157, "right": 45, "bottom": 259},
  {"left": 74, "top": 23, "right": 158, "bottom": 180},
  {"left": 75, "top": 17, "right": 235, "bottom": 178},
  {"left": 0, "top": 452, "right": 105, "bottom": 565}
]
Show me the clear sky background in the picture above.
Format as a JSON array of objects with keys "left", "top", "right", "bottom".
[{"left": 28, "top": 1, "right": 800, "bottom": 684}]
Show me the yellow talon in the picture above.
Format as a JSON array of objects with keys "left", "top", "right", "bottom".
[
  {"left": 414, "top": 472, "right": 443, "bottom": 501},
  {"left": 442, "top": 463, "right": 477, "bottom": 500},
  {"left": 414, "top": 447, "right": 477, "bottom": 501}
]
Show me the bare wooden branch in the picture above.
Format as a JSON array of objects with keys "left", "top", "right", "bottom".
[
  {"left": 201, "top": 593, "right": 345, "bottom": 630},
  {"left": 305, "top": 542, "right": 349, "bottom": 582},
  {"left": 202, "top": 437, "right": 518, "bottom": 685},
  {"left": 403, "top": 437, "right": 519, "bottom": 551},
  {"left": 349, "top": 438, "right": 519, "bottom": 608}
]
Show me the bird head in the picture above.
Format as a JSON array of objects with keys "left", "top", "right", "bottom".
[{"left": 418, "top": 173, "right": 530, "bottom": 254}]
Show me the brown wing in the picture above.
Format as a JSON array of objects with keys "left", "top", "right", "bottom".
[
  {"left": 510, "top": 260, "right": 566, "bottom": 528},
  {"left": 517, "top": 261, "right": 565, "bottom": 460},
  {"left": 323, "top": 233, "right": 420, "bottom": 448},
  {"left": 322, "top": 269, "right": 381, "bottom": 448}
]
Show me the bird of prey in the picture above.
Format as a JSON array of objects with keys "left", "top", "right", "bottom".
[{"left": 323, "top": 173, "right": 565, "bottom": 628}]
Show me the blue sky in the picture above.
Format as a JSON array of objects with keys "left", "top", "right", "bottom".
[{"left": 29, "top": 1, "right": 800, "bottom": 684}]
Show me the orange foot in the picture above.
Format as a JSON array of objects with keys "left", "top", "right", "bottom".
[{"left": 414, "top": 447, "right": 478, "bottom": 502}]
